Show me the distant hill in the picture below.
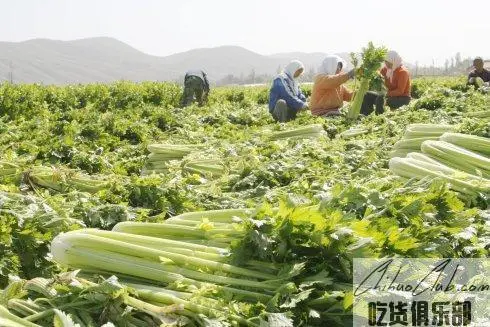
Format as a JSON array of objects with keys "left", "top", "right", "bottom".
[
  {"left": 0, "top": 37, "right": 172, "bottom": 84},
  {"left": 162, "top": 46, "right": 279, "bottom": 78},
  {"left": 0, "top": 37, "right": 407, "bottom": 85}
]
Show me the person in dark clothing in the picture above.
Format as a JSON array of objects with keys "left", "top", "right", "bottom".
[
  {"left": 359, "top": 90, "right": 410, "bottom": 115},
  {"left": 468, "top": 57, "right": 490, "bottom": 87},
  {"left": 181, "top": 70, "right": 210, "bottom": 107},
  {"left": 360, "top": 91, "right": 385, "bottom": 115}
]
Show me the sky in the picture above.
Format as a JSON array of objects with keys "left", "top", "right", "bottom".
[{"left": 0, "top": 0, "right": 489, "bottom": 66}]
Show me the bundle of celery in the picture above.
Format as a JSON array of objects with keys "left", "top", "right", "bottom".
[
  {"left": 122, "top": 282, "right": 256, "bottom": 326},
  {"left": 403, "top": 123, "right": 456, "bottom": 139},
  {"left": 0, "top": 271, "right": 192, "bottom": 326},
  {"left": 368, "top": 72, "right": 386, "bottom": 93},
  {"left": 268, "top": 124, "right": 324, "bottom": 141},
  {"left": 389, "top": 123, "right": 456, "bottom": 158},
  {"left": 49, "top": 225, "right": 291, "bottom": 325},
  {"left": 142, "top": 143, "right": 204, "bottom": 175},
  {"left": 165, "top": 208, "right": 252, "bottom": 225},
  {"left": 389, "top": 125, "right": 490, "bottom": 196},
  {"left": 389, "top": 155, "right": 490, "bottom": 196},
  {"left": 147, "top": 144, "right": 205, "bottom": 158},
  {"left": 52, "top": 229, "right": 281, "bottom": 288},
  {"left": 440, "top": 132, "right": 490, "bottom": 156},
  {"left": 112, "top": 221, "right": 244, "bottom": 248},
  {"left": 421, "top": 140, "right": 490, "bottom": 178},
  {"left": 339, "top": 128, "right": 369, "bottom": 139},
  {"left": 347, "top": 42, "right": 387, "bottom": 120},
  {"left": 181, "top": 158, "right": 227, "bottom": 178},
  {"left": 1, "top": 269, "right": 273, "bottom": 326},
  {"left": 46, "top": 207, "right": 315, "bottom": 325},
  {"left": 26, "top": 166, "right": 110, "bottom": 193},
  {"left": 158, "top": 208, "right": 260, "bottom": 249},
  {"left": 115, "top": 214, "right": 247, "bottom": 250}
]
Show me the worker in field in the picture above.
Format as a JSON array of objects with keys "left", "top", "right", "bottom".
[
  {"left": 379, "top": 50, "right": 411, "bottom": 109},
  {"left": 468, "top": 57, "right": 490, "bottom": 88},
  {"left": 357, "top": 50, "right": 412, "bottom": 114},
  {"left": 310, "top": 55, "right": 387, "bottom": 117},
  {"left": 268, "top": 60, "right": 309, "bottom": 122},
  {"left": 309, "top": 55, "right": 358, "bottom": 117},
  {"left": 181, "top": 69, "right": 210, "bottom": 107}
]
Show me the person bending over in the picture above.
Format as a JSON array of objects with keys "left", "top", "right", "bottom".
[{"left": 181, "top": 69, "right": 210, "bottom": 107}]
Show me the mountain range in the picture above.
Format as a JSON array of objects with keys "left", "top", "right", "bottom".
[{"left": 0, "top": 37, "right": 353, "bottom": 85}]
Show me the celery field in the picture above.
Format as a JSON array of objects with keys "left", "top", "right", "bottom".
[{"left": 0, "top": 77, "right": 488, "bottom": 326}]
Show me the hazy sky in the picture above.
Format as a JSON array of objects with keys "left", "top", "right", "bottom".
[{"left": 1, "top": 0, "right": 489, "bottom": 66}]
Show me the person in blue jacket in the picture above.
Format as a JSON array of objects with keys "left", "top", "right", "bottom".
[{"left": 268, "top": 60, "right": 309, "bottom": 122}]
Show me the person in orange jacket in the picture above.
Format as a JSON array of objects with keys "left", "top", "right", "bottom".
[
  {"left": 380, "top": 50, "right": 411, "bottom": 108},
  {"left": 310, "top": 55, "right": 385, "bottom": 116},
  {"left": 360, "top": 50, "right": 411, "bottom": 114},
  {"left": 309, "top": 55, "right": 356, "bottom": 117}
]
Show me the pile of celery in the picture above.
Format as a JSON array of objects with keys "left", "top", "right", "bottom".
[
  {"left": 389, "top": 126, "right": 490, "bottom": 197},
  {"left": 43, "top": 208, "right": 295, "bottom": 326}
]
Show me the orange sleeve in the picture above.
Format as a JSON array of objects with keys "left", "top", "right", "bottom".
[
  {"left": 380, "top": 67, "right": 393, "bottom": 88},
  {"left": 342, "top": 86, "right": 353, "bottom": 101},
  {"left": 388, "top": 70, "right": 409, "bottom": 97},
  {"left": 315, "top": 73, "right": 350, "bottom": 89}
]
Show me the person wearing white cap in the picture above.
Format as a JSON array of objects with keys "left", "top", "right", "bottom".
[
  {"left": 360, "top": 50, "right": 411, "bottom": 114},
  {"left": 379, "top": 50, "right": 411, "bottom": 109},
  {"left": 268, "top": 60, "right": 309, "bottom": 122},
  {"left": 310, "top": 55, "right": 357, "bottom": 117}
]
